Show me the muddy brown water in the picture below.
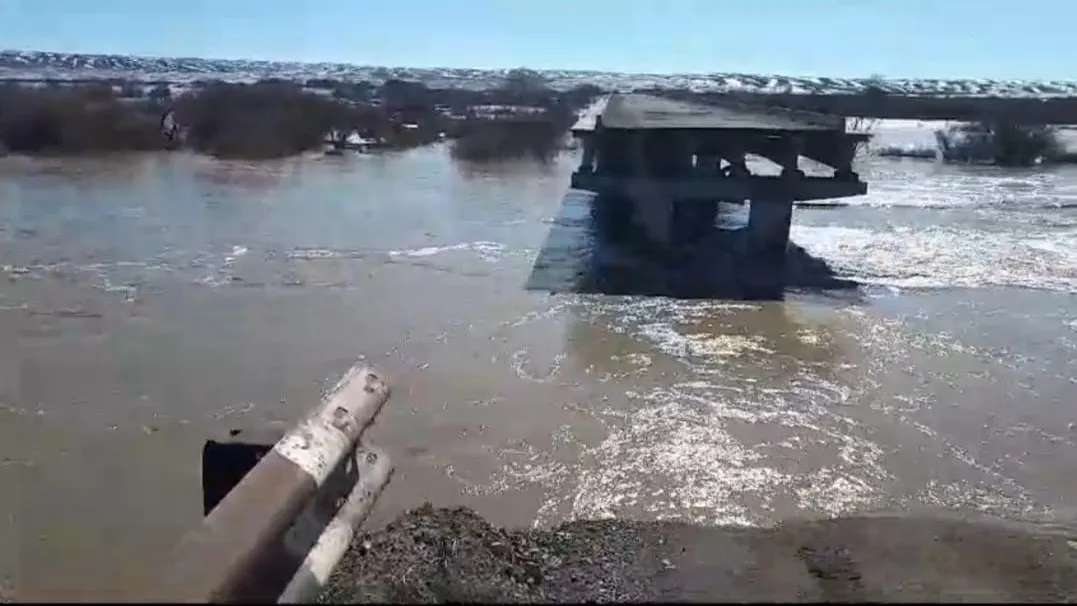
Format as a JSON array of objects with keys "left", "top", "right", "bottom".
[{"left": 1, "top": 148, "right": 1076, "bottom": 598}]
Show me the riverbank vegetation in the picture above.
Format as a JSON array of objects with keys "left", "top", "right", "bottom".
[
  {"left": 874, "top": 122, "right": 1075, "bottom": 167},
  {"left": 445, "top": 69, "right": 594, "bottom": 162},
  {"left": 0, "top": 72, "right": 601, "bottom": 160},
  {"left": 448, "top": 109, "right": 577, "bottom": 162}
]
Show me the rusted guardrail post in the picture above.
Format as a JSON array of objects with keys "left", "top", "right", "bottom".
[{"left": 133, "top": 363, "right": 392, "bottom": 603}]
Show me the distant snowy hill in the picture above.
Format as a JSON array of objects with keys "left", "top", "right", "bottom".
[{"left": 3, "top": 49, "right": 1077, "bottom": 98}]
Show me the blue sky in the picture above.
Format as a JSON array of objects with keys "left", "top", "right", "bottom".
[{"left": 0, "top": 0, "right": 1073, "bottom": 80}]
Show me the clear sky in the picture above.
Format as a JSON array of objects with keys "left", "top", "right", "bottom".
[{"left": 0, "top": 0, "right": 1073, "bottom": 80}]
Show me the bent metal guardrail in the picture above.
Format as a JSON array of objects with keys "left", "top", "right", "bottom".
[{"left": 133, "top": 364, "right": 392, "bottom": 604}]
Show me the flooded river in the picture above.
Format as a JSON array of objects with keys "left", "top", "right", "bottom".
[{"left": 2, "top": 146, "right": 1076, "bottom": 598}]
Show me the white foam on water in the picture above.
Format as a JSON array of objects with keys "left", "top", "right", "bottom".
[
  {"left": 480, "top": 299, "right": 888, "bottom": 525},
  {"left": 285, "top": 241, "right": 505, "bottom": 263},
  {"left": 287, "top": 248, "right": 344, "bottom": 260},
  {"left": 564, "top": 380, "right": 891, "bottom": 526},
  {"left": 488, "top": 369, "right": 895, "bottom": 528},
  {"left": 510, "top": 349, "right": 567, "bottom": 383},
  {"left": 224, "top": 245, "right": 248, "bottom": 264},
  {"left": 388, "top": 241, "right": 505, "bottom": 263},
  {"left": 480, "top": 296, "right": 1049, "bottom": 528},
  {"left": 837, "top": 171, "right": 1077, "bottom": 210},
  {"left": 793, "top": 224, "right": 1077, "bottom": 293},
  {"left": 636, "top": 322, "right": 774, "bottom": 361},
  {"left": 7, "top": 239, "right": 512, "bottom": 293}
]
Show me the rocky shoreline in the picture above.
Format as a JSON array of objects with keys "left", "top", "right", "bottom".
[{"left": 321, "top": 505, "right": 1077, "bottom": 603}]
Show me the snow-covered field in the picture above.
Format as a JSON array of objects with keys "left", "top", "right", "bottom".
[{"left": 4, "top": 49, "right": 1077, "bottom": 98}]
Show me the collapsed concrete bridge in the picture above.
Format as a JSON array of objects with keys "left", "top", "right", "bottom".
[{"left": 569, "top": 93, "right": 869, "bottom": 294}]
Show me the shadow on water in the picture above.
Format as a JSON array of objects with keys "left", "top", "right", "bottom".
[{"left": 526, "top": 191, "right": 862, "bottom": 302}]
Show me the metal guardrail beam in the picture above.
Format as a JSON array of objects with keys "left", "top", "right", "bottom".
[{"left": 127, "top": 363, "right": 392, "bottom": 603}]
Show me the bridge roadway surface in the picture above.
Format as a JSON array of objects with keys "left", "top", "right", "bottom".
[
  {"left": 575, "top": 92, "right": 1077, "bottom": 132},
  {"left": 577, "top": 92, "right": 847, "bottom": 132},
  {"left": 571, "top": 93, "right": 848, "bottom": 133},
  {"left": 637, "top": 89, "right": 1077, "bottom": 125}
]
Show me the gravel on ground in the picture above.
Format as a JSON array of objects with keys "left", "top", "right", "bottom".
[{"left": 320, "top": 504, "right": 1077, "bottom": 603}]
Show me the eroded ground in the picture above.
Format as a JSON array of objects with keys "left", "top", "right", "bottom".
[{"left": 322, "top": 505, "right": 1077, "bottom": 603}]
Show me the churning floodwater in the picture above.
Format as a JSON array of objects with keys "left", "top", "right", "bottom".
[{"left": 1, "top": 146, "right": 1076, "bottom": 597}]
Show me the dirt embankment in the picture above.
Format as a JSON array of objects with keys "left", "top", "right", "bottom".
[{"left": 321, "top": 505, "right": 1077, "bottom": 603}]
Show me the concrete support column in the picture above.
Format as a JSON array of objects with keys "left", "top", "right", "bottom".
[
  {"left": 747, "top": 199, "right": 794, "bottom": 257},
  {"left": 667, "top": 132, "right": 703, "bottom": 246},
  {"left": 833, "top": 140, "right": 859, "bottom": 181},
  {"left": 635, "top": 194, "right": 675, "bottom": 246},
  {"left": 748, "top": 137, "right": 801, "bottom": 253},
  {"left": 589, "top": 129, "right": 632, "bottom": 238},
  {"left": 623, "top": 130, "right": 663, "bottom": 247},
  {"left": 641, "top": 131, "right": 697, "bottom": 247},
  {"left": 630, "top": 130, "right": 649, "bottom": 176},
  {"left": 579, "top": 134, "right": 597, "bottom": 173},
  {"left": 695, "top": 155, "right": 723, "bottom": 175},
  {"left": 669, "top": 131, "right": 696, "bottom": 176},
  {"left": 672, "top": 200, "right": 719, "bottom": 244},
  {"left": 597, "top": 130, "right": 633, "bottom": 176},
  {"left": 746, "top": 137, "right": 801, "bottom": 296},
  {"left": 627, "top": 130, "right": 672, "bottom": 246},
  {"left": 721, "top": 144, "right": 750, "bottom": 180}
]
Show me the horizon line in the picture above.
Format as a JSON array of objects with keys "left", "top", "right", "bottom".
[{"left": 3, "top": 47, "right": 1075, "bottom": 85}]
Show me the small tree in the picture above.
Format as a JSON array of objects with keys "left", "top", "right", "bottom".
[
  {"left": 503, "top": 68, "right": 547, "bottom": 93},
  {"left": 119, "top": 81, "right": 145, "bottom": 99},
  {"left": 148, "top": 84, "right": 172, "bottom": 103},
  {"left": 862, "top": 73, "right": 888, "bottom": 107},
  {"left": 951, "top": 120, "right": 1062, "bottom": 166}
]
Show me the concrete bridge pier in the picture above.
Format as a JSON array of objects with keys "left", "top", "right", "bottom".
[
  {"left": 629, "top": 130, "right": 698, "bottom": 248},
  {"left": 674, "top": 200, "right": 719, "bottom": 243},
  {"left": 632, "top": 197, "right": 711, "bottom": 250},
  {"left": 744, "top": 196, "right": 794, "bottom": 297},
  {"left": 746, "top": 198, "right": 794, "bottom": 257},
  {"left": 633, "top": 194, "right": 675, "bottom": 246},
  {"left": 586, "top": 129, "right": 635, "bottom": 234},
  {"left": 643, "top": 131, "right": 725, "bottom": 248},
  {"left": 745, "top": 139, "right": 801, "bottom": 293},
  {"left": 685, "top": 153, "right": 725, "bottom": 239}
]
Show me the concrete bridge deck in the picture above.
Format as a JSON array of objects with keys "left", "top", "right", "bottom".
[
  {"left": 573, "top": 93, "right": 848, "bottom": 133},
  {"left": 646, "top": 89, "right": 1077, "bottom": 125}
]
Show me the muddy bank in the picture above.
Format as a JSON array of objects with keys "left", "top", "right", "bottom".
[{"left": 321, "top": 505, "right": 1077, "bottom": 603}]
